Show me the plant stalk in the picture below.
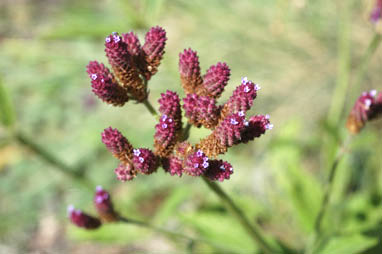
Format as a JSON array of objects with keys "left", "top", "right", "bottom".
[
  {"left": 143, "top": 99, "right": 158, "bottom": 117},
  {"left": 202, "top": 177, "right": 277, "bottom": 254}
]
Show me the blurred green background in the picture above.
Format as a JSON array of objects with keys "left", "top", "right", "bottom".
[{"left": 0, "top": 0, "right": 381, "bottom": 253}]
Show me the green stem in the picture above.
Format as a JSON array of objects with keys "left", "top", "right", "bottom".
[
  {"left": 351, "top": 33, "right": 382, "bottom": 101},
  {"left": 14, "top": 131, "right": 93, "bottom": 190},
  {"left": 143, "top": 99, "right": 158, "bottom": 117},
  {"left": 118, "top": 216, "right": 232, "bottom": 252},
  {"left": 202, "top": 177, "right": 277, "bottom": 254},
  {"left": 182, "top": 122, "right": 192, "bottom": 141}
]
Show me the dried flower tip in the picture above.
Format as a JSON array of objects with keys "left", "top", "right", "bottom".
[
  {"left": 114, "top": 163, "right": 136, "bottom": 182},
  {"left": 184, "top": 149, "right": 210, "bottom": 176},
  {"left": 101, "top": 127, "right": 133, "bottom": 164},
  {"left": 204, "top": 160, "right": 233, "bottom": 182},
  {"left": 200, "top": 62, "right": 230, "bottom": 99},
  {"left": 142, "top": 26, "right": 167, "bottom": 80},
  {"left": 162, "top": 156, "right": 184, "bottom": 177},
  {"left": 183, "top": 93, "right": 220, "bottom": 129},
  {"left": 94, "top": 186, "right": 119, "bottom": 222},
  {"left": 158, "top": 90, "right": 182, "bottom": 131},
  {"left": 132, "top": 148, "right": 158, "bottom": 174},
  {"left": 67, "top": 205, "right": 101, "bottom": 230},
  {"left": 220, "top": 78, "right": 258, "bottom": 121},
  {"left": 346, "top": 90, "right": 382, "bottom": 134},
  {"left": 154, "top": 114, "right": 178, "bottom": 157},
  {"left": 105, "top": 32, "right": 146, "bottom": 101},
  {"left": 86, "top": 61, "right": 129, "bottom": 106},
  {"left": 179, "top": 48, "right": 203, "bottom": 94}
]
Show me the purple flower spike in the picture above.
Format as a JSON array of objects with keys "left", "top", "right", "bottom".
[
  {"left": 67, "top": 205, "right": 101, "bottom": 230},
  {"left": 220, "top": 77, "right": 258, "bottom": 120},
  {"left": 184, "top": 149, "right": 210, "bottom": 176},
  {"left": 241, "top": 114, "right": 272, "bottom": 143},
  {"left": 94, "top": 186, "right": 119, "bottom": 222},
  {"left": 158, "top": 90, "right": 182, "bottom": 131},
  {"left": 142, "top": 26, "right": 167, "bottom": 80},
  {"left": 370, "top": 0, "right": 382, "bottom": 24},
  {"left": 179, "top": 48, "right": 203, "bottom": 94},
  {"left": 114, "top": 163, "right": 136, "bottom": 182},
  {"left": 162, "top": 156, "right": 184, "bottom": 177},
  {"left": 122, "top": 32, "right": 142, "bottom": 57},
  {"left": 347, "top": 90, "right": 382, "bottom": 134},
  {"left": 154, "top": 115, "right": 178, "bottom": 157},
  {"left": 202, "top": 62, "right": 231, "bottom": 99},
  {"left": 204, "top": 160, "right": 233, "bottom": 182},
  {"left": 132, "top": 148, "right": 158, "bottom": 174},
  {"left": 86, "top": 61, "right": 129, "bottom": 106},
  {"left": 215, "top": 112, "right": 246, "bottom": 147},
  {"left": 183, "top": 93, "right": 220, "bottom": 128},
  {"left": 101, "top": 127, "right": 133, "bottom": 164}
]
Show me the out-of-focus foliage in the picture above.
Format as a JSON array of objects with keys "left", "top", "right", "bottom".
[{"left": 0, "top": 0, "right": 381, "bottom": 253}]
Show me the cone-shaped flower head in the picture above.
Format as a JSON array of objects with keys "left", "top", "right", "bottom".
[
  {"left": 67, "top": 205, "right": 101, "bottom": 230},
  {"left": 241, "top": 114, "right": 273, "bottom": 143},
  {"left": 132, "top": 148, "right": 158, "bottom": 174},
  {"left": 183, "top": 93, "right": 220, "bottom": 129},
  {"left": 162, "top": 156, "right": 184, "bottom": 177},
  {"left": 371, "top": 0, "right": 382, "bottom": 24},
  {"left": 204, "top": 160, "right": 233, "bottom": 182},
  {"left": 154, "top": 115, "right": 178, "bottom": 157},
  {"left": 179, "top": 48, "right": 203, "bottom": 94},
  {"left": 184, "top": 149, "right": 210, "bottom": 176},
  {"left": 220, "top": 77, "right": 259, "bottom": 120},
  {"left": 201, "top": 62, "right": 231, "bottom": 99},
  {"left": 158, "top": 90, "right": 182, "bottom": 131},
  {"left": 86, "top": 61, "right": 129, "bottom": 106},
  {"left": 114, "top": 163, "right": 136, "bottom": 182},
  {"left": 101, "top": 127, "right": 133, "bottom": 164},
  {"left": 122, "top": 32, "right": 142, "bottom": 57},
  {"left": 105, "top": 32, "right": 146, "bottom": 101},
  {"left": 94, "top": 186, "right": 119, "bottom": 222},
  {"left": 346, "top": 90, "right": 382, "bottom": 134},
  {"left": 142, "top": 26, "right": 167, "bottom": 80}
]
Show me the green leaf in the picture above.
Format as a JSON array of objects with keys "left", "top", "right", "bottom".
[
  {"left": 0, "top": 78, "right": 15, "bottom": 128},
  {"left": 318, "top": 234, "right": 379, "bottom": 254}
]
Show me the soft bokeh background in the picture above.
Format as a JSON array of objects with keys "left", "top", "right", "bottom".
[{"left": 0, "top": 0, "right": 381, "bottom": 253}]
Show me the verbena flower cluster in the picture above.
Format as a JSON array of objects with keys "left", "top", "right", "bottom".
[
  {"left": 346, "top": 90, "right": 382, "bottom": 134},
  {"left": 68, "top": 186, "right": 117, "bottom": 229},
  {"left": 86, "top": 26, "right": 272, "bottom": 183}
]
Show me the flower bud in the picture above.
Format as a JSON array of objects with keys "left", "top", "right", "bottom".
[
  {"left": 241, "top": 114, "right": 273, "bottom": 143},
  {"left": 154, "top": 115, "right": 178, "bottom": 157},
  {"left": 184, "top": 149, "right": 210, "bottom": 176},
  {"left": 101, "top": 127, "right": 133, "bottom": 164},
  {"left": 142, "top": 26, "right": 167, "bottom": 80},
  {"left": 179, "top": 48, "right": 203, "bottom": 94},
  {"left": 159, "top": 90, "right": 182, "bottom": 131},
  {"left": 132, "top": 148, "right": 158, "bottom": 174},
  {"left": 114, "top": 163, "right": 136, "bottom": 182},
  {"left": 183, "top": 93, "right": 220, "bottom": 129},
  {"left": 204, "top": 160, "right": 233, "bottom": 182},
  {"left": 94, "top": 186, "right": 119, "bottom": 222},
  {"left": 200, "top": 62, "right": 230, "bottom": 99},
  {"left": 162, "top": 156, "right": 184, "bottom": 177},
  {"left": 86, "top": 61, "right": 129, "bottom": 106},
  {"left": 67, "top": 205, "right": 101, "bottom": 230}
]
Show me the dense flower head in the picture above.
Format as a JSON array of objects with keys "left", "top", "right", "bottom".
[
  {"left": 346, "top": 90, "right": 382, "bottom": 134},
  {"left": 201, "top": 62, "right": 231, "bottom": 99},
  {"left": 67, "top": 205, "right": 101, "bottom": 230},
  {"left": 86, "top": 61, "right": 129, "bottom": 106},
  {"left": 94, "top": 186, "right": 119, "bottom": 222},
  {"left": 179, "top": 48, "right": 203, "bottom": 94},
  {"left": 370, "top": 0, "right": 382, "bottom": 24},
  {"left": 220, "top": 77, "right": 259, "bottom": 120},
  {"left": 142, "top": 26, "right": 167, "bottom": 80},
  {"left": 158, "top": 90, "right": 182, "bottom": 130},
  {"left": 162, "top": 156, "right": 184, "bottom": 177},
  {"left": 204, "top": 160, "right": 233, "bottom": 182},
  {"left": 122, "top": 32, "right": 142, "bottom": 57},
  {"left": 115, "top": 163, "right": 136, "bottom": 182},
  {"left": 101, "top": 127, "right": 133, "bottom": 164},
  {"left": 215, "top": 111, "right": 247, "bottom": 147},
  {"left": 105, "top": 32, "right": 130, "bottom": 68},
  {"left": 132, "top": 148, "right": 158, "bottom": 174},
  {"left": 241, "top": 114, "right": 273, "bottom": 143},
  {"left": 184, "top": 149, "right": 210, "bottom": 176},
  {"left": 183, "top": 93, "right": 220, "bottom": 128},
  {"left": 154, "top": 114, "right": 178, "bottom": 157}
]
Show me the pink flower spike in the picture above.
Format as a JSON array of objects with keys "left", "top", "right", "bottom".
[
  {"left": 202, "top": 62, "right": 231, "bottom": 99},
  {"left": 240, "top": 114, "right": 272, "bottom": 143},
  {"left": 94, "top": 186, "right": 119, "bottom": 222},
  {"left": 101, "top": 127, "right": 133, "bottom": 164},
  {"left": 179, "top": 48, "right": 203, "bottom": 94},
  {"left": 184, "top": 150, "right": 210, "bottom": 176},
  {"left": 132, "top": 148, "right": 158, "bottom": 174},
  {"left": 67, "top": 205, "right": 101, "bottom": 230},
  {"left": 162, "top": 156, "right": 184, "bottom": 177},
  {"left": 114, "top": 163, "right": 136, "bottom": 182},
  {"left": 204, "top": 160, "right": 233, "bottom": 182}
]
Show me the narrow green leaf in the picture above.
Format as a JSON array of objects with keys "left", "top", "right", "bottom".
[
  {"left": 0, "top": 78, "right": 15, "bottom": 128},
  {"left": 318, "top": 234, "right": 378, "bottom": 254}
]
